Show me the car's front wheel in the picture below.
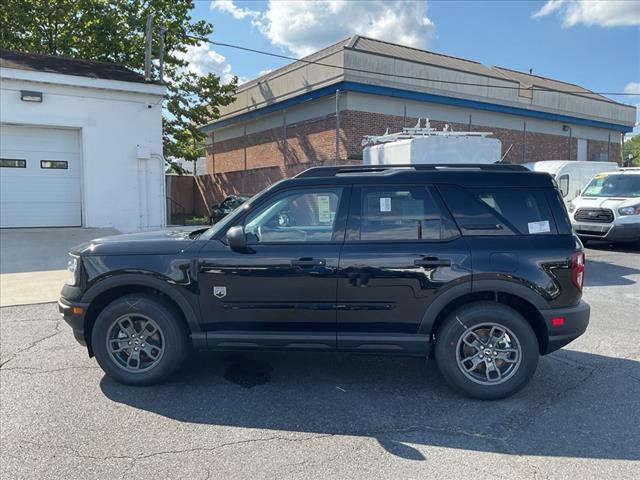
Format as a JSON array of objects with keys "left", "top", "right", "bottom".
[
  {"left": 435, "top": 302, "right": 539, "bottom": 400},
  {"left": 92, "top": 294, "right": 188, "bottom": 385}
]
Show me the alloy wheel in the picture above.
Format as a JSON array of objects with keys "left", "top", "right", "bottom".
[
  {"left": 106, "top": 314, "right": 165, "bottom": 373},
  {"left": 455, "top": 322, "right": 522, "bottom": 385}
]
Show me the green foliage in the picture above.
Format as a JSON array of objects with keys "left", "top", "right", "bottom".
[
  {"left": 0, "top": 0, "right": 237, "bottom": 161},
  {"left": 185, "top": 216, "right": 210, "bottom": 225},
  {"left": 165, "top": 160, "right": 188, "bottom": 175},
  {"left": 623, "top": 134, "right": 640, "bottom": 167}
]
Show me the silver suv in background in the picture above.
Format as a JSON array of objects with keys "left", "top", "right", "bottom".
[{"left": 568, "top": 169, "right": 640, "bottom": 246}]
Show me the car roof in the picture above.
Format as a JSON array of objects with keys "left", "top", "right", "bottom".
[{"left": 284, "top": 164, "right": 556, "bottom": 188}]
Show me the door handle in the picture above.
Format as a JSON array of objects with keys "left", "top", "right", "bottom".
[
  {"left": 414, "top": 257, "right": 451, "bottom": 267},
  {"left": 291, "top": 258, "right": 326, "bottom": 267}
]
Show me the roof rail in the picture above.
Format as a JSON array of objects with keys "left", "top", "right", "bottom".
[{"left": 295, "top": 163, "right": 528, "bottom": 178}]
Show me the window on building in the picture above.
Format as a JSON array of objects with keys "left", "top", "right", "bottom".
[
  {"left": 0, "top": 159, "right": 26, "bottom": 168},
  {"left": 40, "top": 160, "right": 68, "bottom": 169}
]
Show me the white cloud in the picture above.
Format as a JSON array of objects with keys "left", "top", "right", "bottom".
[
  {"left": 258, "top": 68, "right": 274, "bottom": 76},
  {"left": 212, "top": 0, "right": 435, "bottom": 58},
  {"left": 173, "top": 43, "right": 236, "bottom": 83},
  {"left": 260, "top": 0, "right": 435, "bottom": 57},
  {"left": 624, "top": 82, "right": 640, "bottom": 95},
  {"left": 533, "top": 0, "right": 640, "bottom": 27},
  {"left": 210, "top": 0, "right": 259, "bottom": 20}
]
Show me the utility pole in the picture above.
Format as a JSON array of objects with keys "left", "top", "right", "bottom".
[
  {"left": 144, "top": 14, "right": 154, "bottom": 81},
  {"left": 335, "top": 89, "right": 340, "bottom": 165},
  {"left": 158, "top": 27, "right": 167, "bottom": 83}
]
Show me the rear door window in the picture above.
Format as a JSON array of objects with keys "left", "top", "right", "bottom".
[
  {"left": 354, "top": 186, "right": 460, "bottom": 241},
  {"left": 437, "top": 185, "right": 557, "bottom": 236}
]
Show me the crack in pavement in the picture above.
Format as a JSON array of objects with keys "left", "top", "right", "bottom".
[
  {"left": 0, "top": 365, "right": 98, "bottom": 375},
  {"left": 496, "top": 360, "right": 598, "bottom": 441},
  {"left": 13, "top": 422, "right": 509, "bottom": 468},
  {"left": 16, "top": 434, "right": 337, "bottom": 464},
  {"left": 0, "top": 319, "right": 63, "bottom": 368}
]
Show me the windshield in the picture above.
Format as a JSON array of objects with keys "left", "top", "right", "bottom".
[{"left": 582, "top": 174, "right": 640, "bottom": 198}]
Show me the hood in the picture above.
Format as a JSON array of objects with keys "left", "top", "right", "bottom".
[
  {"left": 573, "top": 196, "right": 635, "bottom": 209},
  {"left": 71, "top": 227, "right": 208, "bottom": 256}
]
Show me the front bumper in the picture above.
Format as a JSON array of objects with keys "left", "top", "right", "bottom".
[
  {"left": 58, "top": 297, "right": 90, "bottom": 346},
  {"left": 573, "top": 222, "right": 640, "bottom": 242},
  {"left": 540, "top": 300, "right": 590, "bottom": 354}
]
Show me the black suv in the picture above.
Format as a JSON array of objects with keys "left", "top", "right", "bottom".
[
  {"left": 60, "top": 164, "right": 590, "bottom": 399},
  {"left": 210, "top": 194, "right": 250, "bottom": 224}
]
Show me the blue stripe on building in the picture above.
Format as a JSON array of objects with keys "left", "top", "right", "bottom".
[{"left": 202, "top": 81, "right": 633, "bottom": 133}]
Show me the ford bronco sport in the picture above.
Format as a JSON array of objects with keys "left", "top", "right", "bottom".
[{"left": 59, "top": 164, "right": 590, "bottom": 399}]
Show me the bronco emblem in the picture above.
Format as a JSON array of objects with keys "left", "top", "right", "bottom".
[{"left": 213, "top": 286, "right": 227, "bottom": 298}]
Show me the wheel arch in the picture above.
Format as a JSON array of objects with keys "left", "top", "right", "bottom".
[
  {"left": 420, "top": 282, "right": 549, "bottom": 354},
  {"left": 81, "top": 273, "right": 200, "bottom": 356}
]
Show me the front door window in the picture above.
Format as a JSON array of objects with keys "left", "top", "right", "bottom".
[{"left": 244, "top": 188, "right": 343, "bottom": 243}]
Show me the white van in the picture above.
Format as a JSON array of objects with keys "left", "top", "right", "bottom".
[
  {"left": 523, "top": 161, "right": 618, "bottom": 206},
  {"left": 568, "top": 169, "right": 640, "bottom": 245},
  {"left": 362, "top": 121, "right": 502, "bottom": 166}
]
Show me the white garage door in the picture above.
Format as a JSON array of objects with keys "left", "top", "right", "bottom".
[{"left": 0, "top": 125, "right": 82, "bottom": 227}]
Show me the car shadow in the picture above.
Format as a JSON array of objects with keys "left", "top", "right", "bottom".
[
  {"left": 100, "top": 349, "right": 640, "bottom": 462},
  {"left": 585, "top": 258, "right": 640, "bottom": 287}
]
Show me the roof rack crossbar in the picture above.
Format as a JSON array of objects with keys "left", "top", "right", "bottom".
[{"left": 295, "top": 163, "right": 528, "bottom": 178}]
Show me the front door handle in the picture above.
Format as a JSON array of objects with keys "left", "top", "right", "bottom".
[
  {"left": 414, "top": 257, "right": 451, "bottom": 267},
  {"left": 291, "top": 257, "right": 326, "bottom": 267}
]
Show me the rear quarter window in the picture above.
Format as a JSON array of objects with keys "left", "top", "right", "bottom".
[{"left": 437, "top": 185, "right": 558, "bottom": 236}]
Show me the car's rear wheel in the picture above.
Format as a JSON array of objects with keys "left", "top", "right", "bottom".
[
  {"left": 92, "top": 294, "right": 188, "bottom": 385},
  {"left": 435, "top": 302, "right": 539, "bottom": 400}
]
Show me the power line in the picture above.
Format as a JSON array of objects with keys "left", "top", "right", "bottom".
[{"left": 189, "top": 35, "right": 638, "bottom": 98}]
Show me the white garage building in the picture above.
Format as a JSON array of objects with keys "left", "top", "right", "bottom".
[{"left": 0, "top": 49, "right": 166, "bottom": 232}]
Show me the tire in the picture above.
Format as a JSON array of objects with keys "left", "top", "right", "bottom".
[
  {"left": 435, "top": 301, "right": 539, "bottom": 400},
  {"left": 92, "top": 294, "right": 188, "bottom": 385}
]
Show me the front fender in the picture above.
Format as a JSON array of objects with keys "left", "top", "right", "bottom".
[{"left": 81, "top": 272, "right": 201, "bottom": 333}]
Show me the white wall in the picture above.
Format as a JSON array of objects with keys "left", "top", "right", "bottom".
[{"left": 0, "top": 68, "right": 166, "bottom": 232}]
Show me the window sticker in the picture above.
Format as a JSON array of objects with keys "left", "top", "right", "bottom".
[
  {"left": 317, "top": 195, "right": 331, "bottom": 223},
  {"left": 528, "top": 220, "right": 550, "bottom": 234},
  {"left": 380, "top": 197, "right": 392, "bottom": 212},
  {"left": 593, "top": 173, "right": 608, "bottom": 180}
]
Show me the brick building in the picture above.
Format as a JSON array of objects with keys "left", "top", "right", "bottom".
[{"left": 199, "top": 35, "right": 635, "bottom": 202}]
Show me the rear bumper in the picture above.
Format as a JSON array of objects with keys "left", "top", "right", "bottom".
[
  {"left": 573, "top": 222, "right": 640, "bottom": 242},
  {"left": 540, "top": 300, "right": 590, "bottom": 354},
  {"left": 58, "top": 297, "right": 89, "bottom": 346}
]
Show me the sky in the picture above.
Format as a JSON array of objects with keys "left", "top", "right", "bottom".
[{"left": 187, "top": 0, "right": 640, "bottom": 134}]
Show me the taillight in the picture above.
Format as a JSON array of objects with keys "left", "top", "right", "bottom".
[{"left": 571, "top": 251, "right": 585, "bottom": 291}]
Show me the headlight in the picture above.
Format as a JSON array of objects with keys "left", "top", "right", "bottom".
[
  {"left": 568, "top": 203, "right": 576, "bottom": 213},
  {"left": 618, "top": 205, "right": 640, "bottom": 216},
  {"left": 67, "top": 255, "right": 79, "bottom": 286}
]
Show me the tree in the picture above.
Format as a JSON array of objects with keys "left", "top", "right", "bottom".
[
  {"left": 623, "top": 134, "right": 640, "bottom": 167},
  {"left": 0, "top": 0, "right": 237, "bottom": 164}
]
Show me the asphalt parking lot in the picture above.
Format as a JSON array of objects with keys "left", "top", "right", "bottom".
[{"left": 1, "top": 242, "right": 639, "bottom": 480}]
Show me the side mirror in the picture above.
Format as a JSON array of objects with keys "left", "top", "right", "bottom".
[{"left": 226, "top": 225, "right": 248, "bottom": 251}]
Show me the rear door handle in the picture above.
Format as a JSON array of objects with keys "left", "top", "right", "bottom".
[
  {"left": 414, "top": 257, "right": 451, "bottom": 267},
  {"left": 291, "top": 258, "right": 326, "bottom": 267}
]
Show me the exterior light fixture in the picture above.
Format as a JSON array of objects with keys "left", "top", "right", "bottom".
[{"left": 20, "top": 90, "right": 43, "bottom": 102}]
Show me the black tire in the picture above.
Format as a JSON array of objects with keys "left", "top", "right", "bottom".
[
  {"left": 435, "top": 301, "right": 539, "bottom": 400},
  {"left": 92, "top": 294, "right": 188, "bottom": 385}
]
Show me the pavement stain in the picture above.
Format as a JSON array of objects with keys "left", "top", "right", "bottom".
[{"left": 223, "top": 353, "right": 273, "bottom": 388}]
